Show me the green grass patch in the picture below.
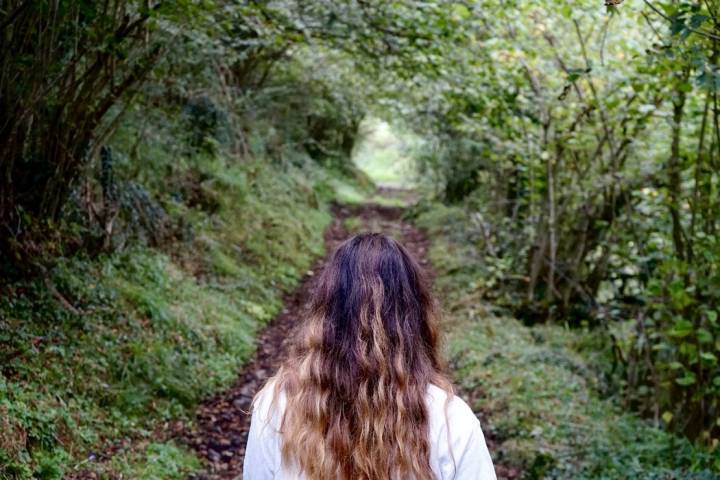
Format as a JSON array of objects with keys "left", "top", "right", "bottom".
[
  {"left": 329, "top": 177, "right": 371, "bottom": 204},
  {"left": 324, "top": 173, "right": 412, "bottom": 208},
  {"left": 110, "top": 442, "right": 201, "bottom": 479},
  {"left": 343, "top": 216, "right": 364, "bottom": 234},
  {"left": 0, "top": 159, "right": 334, "bottom": 479}
]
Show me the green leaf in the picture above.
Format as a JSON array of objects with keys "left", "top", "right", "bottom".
[
  {"left": 669, "top": 319, "right": 693, "bottom": 338},
  {"left": 680, "top": 342, "right": 697, "bottom": 357},
  {"left": 659, "top": 4, "right": 677, "bottom": 16},
  {"left": 670, "top": 16, "right": 687, "bottom": 36},
  {"left": 700, "top": 352, "right": 718, "bottom": 364},
  {"left": 678, "top": 81, "right": 693, "bottom": 93},
  {"left": 675, "top": 318, "right": 693, "bottom": 330},
  {"left": 676, "top": 373, "right": 696, "bottom": 386},
  {"left": 452, "top": 4, "right": 471, "bottom": 20},
  {"left": 662, "top": 411, "right": 673, "bottom": 424},
  {"left": 689, "top": 14, "right": 709, "bottom": 29},
  {"left": 697, "top": 328, "right": 713, "bottom": 344}
]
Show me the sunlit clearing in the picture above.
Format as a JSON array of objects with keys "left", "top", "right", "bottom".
[{"left": 352, "top": 118, "right": 422, "bottom": 189}]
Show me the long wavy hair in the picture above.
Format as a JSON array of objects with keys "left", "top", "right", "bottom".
[{"left": 259, "top": 233, "right": 452, "bottom": 479}]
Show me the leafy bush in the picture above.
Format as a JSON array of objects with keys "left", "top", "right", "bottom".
[
  {"left": 618, "top": 237, "right": 720, "bottom": 442},
  {"left": 419, "top": 201, "right": 720, "bottom": 477}
]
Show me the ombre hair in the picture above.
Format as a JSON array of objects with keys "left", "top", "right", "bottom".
[{"left": 259, "top": 233, "right": 452, "bottom": 480}]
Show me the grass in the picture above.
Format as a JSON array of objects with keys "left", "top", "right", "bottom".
[
  {"left": 343, "top": 216, "right": 364, "bottom": 234},
  {"left": 0, "top": 151, "right": 350, "bottom": 478},
  {"left": 329, "top": 176, "right": 414, "bottom": 208},
  {"left": 416, "top": 203, "right": 720, "bottom": 479},
  {"left": 110, "top": 442, "right": 201, "bottom": 479}
]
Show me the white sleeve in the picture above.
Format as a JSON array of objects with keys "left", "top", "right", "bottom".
[
  {"left": 451, "top": 417, "right": 496, "bottom": 480},
  {"left": 438, "top": 395, "right": 496, "bottom": 480},
  {"left": 242, "top": 390, "right": 282, "bottom": 479}
]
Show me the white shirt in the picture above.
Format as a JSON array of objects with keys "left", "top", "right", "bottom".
[{"left": 243, "top": 383, "right": 497, "bottom": 479}]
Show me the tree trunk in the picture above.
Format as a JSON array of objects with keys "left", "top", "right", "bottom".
[{"left": 668, "top": 75, "right": 688, "bottom": 261}]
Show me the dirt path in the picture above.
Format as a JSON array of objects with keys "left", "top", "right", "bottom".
[
  {"left": 67, "top": 198, "right": 517, "bottom": 479},
  {"left": 182, "top": 200, "right": 523, "bottom": 480},
  {"left": 182, "top": 203, "right": 432, "bottom": 479}
]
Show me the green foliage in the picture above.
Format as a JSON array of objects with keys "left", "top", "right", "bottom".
[
  {"left": 1, "top": 1, "right": 392, "bottom": 472},
  {"left": 0, "top": 128, "right": 339, "bottom": 478},
  {"left": 419, "top": 201, "right": 719, "bottom": 478},
  {"left": 0, "top": 0, "right": 203, "bottom": 239},
  {"left": 1, "top": 0, "right": 460, "bottom": 270},
  {"left": 623, "top": 235, "right": 720, "bottom": 442},
  {"left": 395, "top": 0, "right": 720, "bottom": 445}
]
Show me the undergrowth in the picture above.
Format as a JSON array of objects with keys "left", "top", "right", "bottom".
[
  {"left": 0, "top": 151, "right": 361, "bottom": 478},
  {"left": 415, "top": 203, "right": 720, "bottom": 479}
]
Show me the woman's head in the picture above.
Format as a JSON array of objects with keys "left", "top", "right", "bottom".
[{"left": 266, "top": 233, "right": 450, "bottom": 480}]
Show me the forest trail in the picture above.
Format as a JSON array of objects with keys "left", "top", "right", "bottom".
[
  {"left": 182, "top": 199, "right": 434, "bottom": 479},
  {"left": 7, "top": 3, "right": 719, "bottom": 478},
  {"left": 181, "top": 196, "right": 516, "bottom": 479}
]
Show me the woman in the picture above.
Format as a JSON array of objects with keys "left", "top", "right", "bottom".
[{"left": 243, "top": 233, "right": 496, "bottom": 479}]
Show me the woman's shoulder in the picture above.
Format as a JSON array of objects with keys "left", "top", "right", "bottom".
[
  {"left": 426, "top": 384, "right": 479, "bottom": 422},
  {"left": 251, "top": 377, "right": 286, "bottom": 425},
  {"left": 427, "top": 384, "right": 496, "bottom": 479}
]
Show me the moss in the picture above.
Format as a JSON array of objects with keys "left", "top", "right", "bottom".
[
  {"left": 0, "top": 157, "right": 335, "bottom": 478},
  {"left": 111, "top": 442, "right": 201, "bottom": 479}
]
